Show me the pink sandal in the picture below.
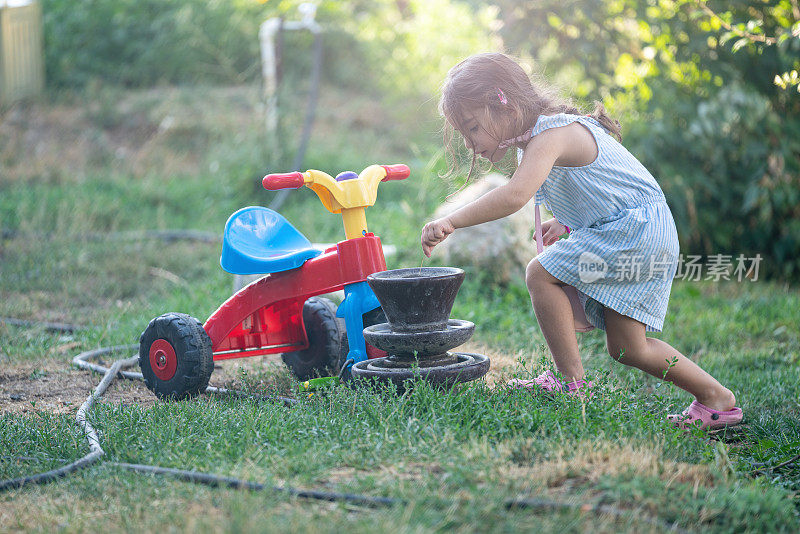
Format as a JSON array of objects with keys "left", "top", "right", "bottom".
[
  {"left": 508, "top": 370, "right": 593, "bottom": 397},
  {"left": 667, "top": 400, "right": 743, "bottom": 430}
]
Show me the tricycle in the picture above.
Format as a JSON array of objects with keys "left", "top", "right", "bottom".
[{"left": 138, "top": 164, "right": 410, "bottom": 398}]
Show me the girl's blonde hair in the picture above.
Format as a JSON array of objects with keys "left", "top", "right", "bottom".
[{"left": 439, "top": 52, "right": 621, "bottom": 180}]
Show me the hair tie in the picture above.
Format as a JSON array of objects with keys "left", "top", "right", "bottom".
[
  {"left": 498, "top": 127, "right": 533, "bottom": 150},
  {"left": 496, "top": 88, "right": 507, "bottom": 105}
]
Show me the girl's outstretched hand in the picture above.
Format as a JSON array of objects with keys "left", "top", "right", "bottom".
[
  {"left": 541, "top": 218, "right": 568, "bottom": 246},
  {"left": 421, "top": 217, "right": 455, "bottom": 257}
]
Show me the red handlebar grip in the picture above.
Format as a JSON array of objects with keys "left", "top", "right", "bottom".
[
  {"left": 380, "top": 164, "right": 410, "bottom": 181},
  {"left": 263, "top": 172, "right": 305, "bottom": 190}
]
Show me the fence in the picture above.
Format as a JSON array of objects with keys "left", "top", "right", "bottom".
[{"left": 0, "top": 0, "right": 44, "bottom": 105}]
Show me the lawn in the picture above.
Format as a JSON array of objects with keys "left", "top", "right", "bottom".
[{"left": 1, "top": 84, "right": 798, "bottom": 532}]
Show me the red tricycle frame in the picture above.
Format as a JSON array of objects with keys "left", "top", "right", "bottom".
[{"left": 205, "top": 233, "right": 386, "bottom": 360}]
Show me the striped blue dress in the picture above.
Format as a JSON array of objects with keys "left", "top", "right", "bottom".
[{"left": 521, "top": 113, "right": 680, "bottom": 332}]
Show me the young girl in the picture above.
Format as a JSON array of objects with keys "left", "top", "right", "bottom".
[{"left": 421, "top": 52, "right": 743, "bottom": 430}]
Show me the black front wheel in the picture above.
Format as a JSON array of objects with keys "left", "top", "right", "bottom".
[
  {"left": 139, "top": 313, "right": 213, "bottom": 399},
  {"left": 281, "top": 297, "right": 344, "bottom": 380}
]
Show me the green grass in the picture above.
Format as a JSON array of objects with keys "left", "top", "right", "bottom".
[{"left": 1, "top": 84, "right": 798, "bottom": 532}]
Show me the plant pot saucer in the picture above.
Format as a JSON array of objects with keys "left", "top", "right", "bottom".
[
  {"left": 350, "top": 352, "right": 490, "bottom": 389},
  {"left": 363, "top": 319, "right": 475, "bottom": 359}
]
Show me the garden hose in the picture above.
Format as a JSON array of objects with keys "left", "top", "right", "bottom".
[
  {"left": 0, "top": 317, "right": 84, "bottom": 333},
  {"left": 109, "top": 462, "right": 396, "bottom": 508},
  {"left": 0, "top": 229, "right": 220, "bottom": 244},
  {"left": 3, "top": 343, "right": 399, "bottom": 510}
]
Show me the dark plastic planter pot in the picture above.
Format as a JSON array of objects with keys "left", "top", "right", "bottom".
[{"left": 366, "top": 267, "right": 465, "bottom": 333}]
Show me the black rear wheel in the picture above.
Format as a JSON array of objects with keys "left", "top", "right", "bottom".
[
  {"left": 281, "top": 297, "right": 344, "bottom": 380},
  {"left": 139, "top": 313, "right": 213, "bottom": 399}
]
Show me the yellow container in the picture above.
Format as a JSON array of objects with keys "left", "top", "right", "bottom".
[{"left": 0, "top": 1, "right": 45, "bottom": 105}]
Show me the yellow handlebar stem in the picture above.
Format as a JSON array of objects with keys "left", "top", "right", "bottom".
[
  {"left": 300, "top": 165, "right": 391, "bottom": 240},
  {"left": 302, "top": 165, "right": 388, "bottom": 213}
]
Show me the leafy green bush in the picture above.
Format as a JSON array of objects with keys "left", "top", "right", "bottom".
[
  {"left": 624, "top": 1, "right": 800, "bottom": 281},
  {"left": 629, "top": 82, "right": 800, "bottom": 281}
]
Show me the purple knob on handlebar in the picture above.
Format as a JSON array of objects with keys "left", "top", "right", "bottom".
[{"left": 335, "top": 171, "right": 359, "bottom": 182}]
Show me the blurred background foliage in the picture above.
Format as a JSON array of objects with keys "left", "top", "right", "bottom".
[{"left": 36, "top": 0, "right": 800, "bottom": 280}]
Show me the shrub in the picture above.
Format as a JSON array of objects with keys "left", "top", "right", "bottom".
[
  {"left": 628, "top": 82, "right": 800, "bottom": 281},
  {"left": 42, "top": 0, "right": 270, "bottom": 87}
]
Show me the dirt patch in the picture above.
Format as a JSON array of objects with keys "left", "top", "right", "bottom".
[
  {"left": 0, "top": 354, "right": 289, "bottom": 415},
  {"left": 0, "top": 363, "right": 155, "bottom": 415}
]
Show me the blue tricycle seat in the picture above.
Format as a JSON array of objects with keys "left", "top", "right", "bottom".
[{"left": 220, "top": 207, "right": 322, "bottom": 275}]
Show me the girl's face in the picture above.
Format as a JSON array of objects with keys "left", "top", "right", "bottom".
[{"left": 457, "top": 109, "right": 509, "bottom": 163}]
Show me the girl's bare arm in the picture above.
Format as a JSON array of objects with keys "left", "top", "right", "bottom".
[
  {"left": 444, "top": 127, "right": 568, "bottom": 229},
  {"left": 421, "top": 123, "right": 595, "bottom": 256}
]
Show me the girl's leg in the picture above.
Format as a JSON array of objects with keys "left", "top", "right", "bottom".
[
  {"left": 603, "top": 306, "right": 736, "bottom": 411},
  {"left": 526, "top": 260, "right": 585, "bottom": 381}
]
